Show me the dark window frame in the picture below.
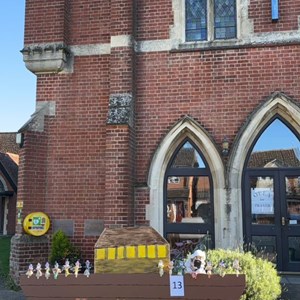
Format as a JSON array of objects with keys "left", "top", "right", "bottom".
[{"left": 164, "top": 138, "right": 215, "bottom": 245}]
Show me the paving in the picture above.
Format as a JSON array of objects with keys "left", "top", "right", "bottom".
[
  {"left": 0, "top": 276, "right": 25, "bottom": 300},
  {"left": 280, "top": 275, "right": 300, "bottom": 300},
  {"left": 0, "top": 274, "right": 299, "bottom": 299}
]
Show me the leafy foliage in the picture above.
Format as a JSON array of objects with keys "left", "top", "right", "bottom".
[
  {"left": 49, "top": 230, "right": 81, "bottom": 265},
  {"left": 207, "top": 249, "right": 281, "bottom": 300},
  {"left": 0, "top": 236, "right": 11, "bottom": 278}
]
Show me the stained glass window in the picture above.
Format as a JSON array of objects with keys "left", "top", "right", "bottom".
[
  {"left": 214, "top": 0, "right": 236, "bottom": 39},
  {"left": 186, "top": 0, "right": 207, "bottom": 41},
  {"left": 185, "top": 0, "right": 237, "bottom": 42}
]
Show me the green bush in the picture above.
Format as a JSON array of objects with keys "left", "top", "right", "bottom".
[
  {"left": 207, "top": 249, "right": 281, "bottom": 300},
  {"left": 49, "top": 230, "right": 81, "bottom": 265}
]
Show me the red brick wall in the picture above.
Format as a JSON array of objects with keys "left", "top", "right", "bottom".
[
  {"left": 110, "top": 47, "right": 134, "bottom": 93},
  {"left": 37, "top": 55, "right": 109, "bottom": 218},
  {"left": 69, "top": 0, "right": 110, "bottom": 44},
  {"left": 10, "top": 235, "right": 49, "bottom": 284},
  {"left": 24, "top": 0, "right": 69, "bottom": 44},
  {"left": 135, "top": 0, "right": 173, "bottom": 41},
  {"left": 104, "top": 125, "right": 135, "bottom": 227},
  {"left": 249, "top": 0, "right": 300, "bottom": 32},
  {"left": 110, "top": 0, "right": 133, "bottom": 36},
  {"left": 18, "top": 131, "right": 48, "bottom": 221},
  {"left": 24, "top": 1, "right": 300, "bottom": 46},
  {"left": 135, "top": 46, "right": 300, "bottom": 182}
]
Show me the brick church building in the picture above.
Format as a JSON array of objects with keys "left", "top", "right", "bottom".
[{"left": 11, "top": 0, "right": 300, "bottom": 280}]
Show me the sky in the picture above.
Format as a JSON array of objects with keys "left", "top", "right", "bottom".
[
  {"left": 253, "top": 119, "right": 300, "bottom": 152},
  {"left": 0, "top": 1, "right": 36, "bottom": 133}
]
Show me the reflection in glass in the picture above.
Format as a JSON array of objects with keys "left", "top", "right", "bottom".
[
  {"left": 167, "top": 233, "right": 212, "bottom": 260},
  {"left": 167, "top": 176, "right": 211, "bottom": 223},
  {"left": 288, "top": 237, "right": 300, "bottom": 262},
  {"left": 251, "top": 236, "right": 277, "bottom": 263},
  {"left": 214, "top": 0, "right": 236, "bottom": 39},
  {"left": 186, "top": 0, "right": 207, "bottom": 41},
  {"left": 248, "top": 119, "right": 300, "bottom": 168},
  {"left": 171, "top": 141, "right": 205, "bottom": 168},
  {"left": 286, "top": 176, "right": 300, "bottom": 225},
  {"left": 250, "top": 177, "right": 275, "bottom": 224}
]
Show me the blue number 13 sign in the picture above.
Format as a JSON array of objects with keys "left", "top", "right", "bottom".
[
  {"left": 272, "top": 0, "right": 279, "bottom": 21},
  {"left": 170, "top": 275, "right": 185, "bottom": 297}
]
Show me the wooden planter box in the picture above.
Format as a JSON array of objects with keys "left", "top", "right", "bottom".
[{"left": 20, "top": 273, "right": 246, "bottom": 300}]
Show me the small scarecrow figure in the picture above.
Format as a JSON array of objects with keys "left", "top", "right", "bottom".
[
  {"left": 233, "top": 259, "right": 241, "bottom": 277},
  {"left": 219, "top": 261, "right": 226, "bottom": 277},
  {"left": 26, "top": 264, "right": 34, "bottom": 278},
  {"left": 205, "top": 261, "right": 213, "bottom": 278},
  {"left": 185, "top": 250, "right": 206, "bottom": 279},
  {"left": 84, "top": 260, "right": 91, "bottom": 278},
  {"left": 52, "top": 262, "right": 62, "bottom": 279},
  {"left": 73, "top": 260, "right": 81, "bottom": 278},
  {"left": 62, "top": 259, "right": 71, "bottom": 277},
  {"left": 45, "top": 262, "right": 51, "bottom": 280},
  {"left": 168, "top": 260, "right": 174, "bottom": 275},
  {"left": 35, "top": 263, "right": 43, "bottom": 279},
  {"left": 158, "top": 260, "right": 164, "bottom": 277}
]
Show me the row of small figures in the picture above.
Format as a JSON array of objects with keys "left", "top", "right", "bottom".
[
  {"left": 26, "top": 260, "right": 91, "bottom": 280},
  {"left": 157, "top": 250, "right": 241, "bottom": 279}
]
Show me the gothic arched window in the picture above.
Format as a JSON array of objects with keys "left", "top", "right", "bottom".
[{"left": 165, "top": 139, "right": 214, "bottom": 253}]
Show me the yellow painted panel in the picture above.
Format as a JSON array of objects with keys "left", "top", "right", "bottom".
[
  {"left": 137, "top": 245, "right": 146, "bottom": 258},
  {"left": 157, "top": 245, "right": 167, "bottom": 258},
  {"left": 126, "top": 246, "right": 136, "bottom": 258},
  {"left": 147, "top": 245, "right": 156, "bottom": 258},
  {"left": 107, "top": 248, "right": 116, "bottom": 260},
  {"left": 117, "top": 246, "right": 125, "bottom": 259},
  {"left": 96, "top": 248, "right": 106, "bottom": 260}
]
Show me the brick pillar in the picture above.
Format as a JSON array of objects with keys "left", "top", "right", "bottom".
[
  {"left": 10, "top": 235, "right": 49, "bottom": 285},
  {"left": 10, "top": 131, "right": 50, "bottom": 285},
  {"left": 10, "top": 1, "right": 68, "bottom": 282},
  {"left": 105, "top": 0, "right": 136, "bottom": 227}
]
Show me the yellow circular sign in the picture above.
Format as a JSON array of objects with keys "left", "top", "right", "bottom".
[{"left": 23, "top": 212, "right": 50, "bottom": 236}]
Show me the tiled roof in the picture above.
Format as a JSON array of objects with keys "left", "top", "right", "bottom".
[
  {"left": 0, "top": 152, "right": 18, "bottom": 189},
  {"left": 172, "top": 148, "right": 197, "bottom": 167},
  {"left": 248, "top": 149, "right": 300, "bottom": 168},
  {"left": 0, "top": 133, "right": 19, "bottom": 154}
]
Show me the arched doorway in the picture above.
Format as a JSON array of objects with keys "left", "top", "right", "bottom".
[
  {"left": 243, "top": 116, "right": 300, "bottom": 271},
  {"left": 164, "top": 139, "right": 214, "bottom": 251}
]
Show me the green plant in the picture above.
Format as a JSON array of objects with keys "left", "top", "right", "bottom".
[
  {"left": 0, "top": 236, "right": 21, "bottom": 291},
  {"left": 207, "top": 248, "right": 281, "bottom": 300},
  {"left": 0, "top": 236, "right": 11, "bottom": 278},
  {"left": 49, "top": 230, "right": 81, "bottom": 265}
]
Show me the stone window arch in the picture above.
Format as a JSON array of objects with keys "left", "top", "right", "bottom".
[
  {"left": 147, "top": 116, "right": 225, "bottom": 248},
  {"left": 227, "top": 92, "right": 300, "bottom": 247}
]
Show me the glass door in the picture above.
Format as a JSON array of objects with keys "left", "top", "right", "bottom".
[
  {"left": 244, "top": 170, "right": 282, "bottom": 269},
  {"left": 244, "top": 170, "right": 300, "bottom": 271},
  {"left": 281, "top": 172, "right": 300, "bottom": 271}
]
